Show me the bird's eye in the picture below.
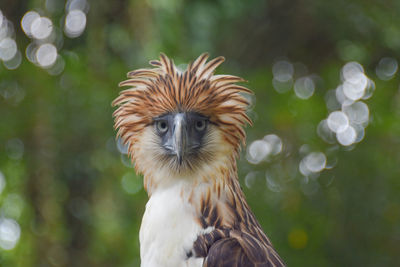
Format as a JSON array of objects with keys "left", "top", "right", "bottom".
[
  {"left": 156, "top": 120, "right": 168, "bottom": 134},
  {"left": 195, "top": 119, "right": 206, "bottom": 131}
]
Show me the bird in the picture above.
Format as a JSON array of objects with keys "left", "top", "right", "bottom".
[{"left": 112, "top": 53, "right": 285, "bottom": 267}]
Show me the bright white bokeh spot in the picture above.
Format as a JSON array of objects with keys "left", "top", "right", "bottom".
[
  {"left": 317, "top": 119, "right": 336, "bottom": 144},
  {"left": 341, "top": 62, "right": 364, "bottom": 83},
  {"left": 327, "top": 111, "right": 349, "bottom": 133},
  {"left": 121, "top": 172, "right": 142, "bottom": 194},
  {"left": 0, "top": 16, "right": 13, "bottom": 40},
  {"left": 342, "top": 77, "right": 367, "bottom": 101},
  {"left": 272, "top": 60, "right": 294, "bottom": 82},
  {"left": 335, "top": 85, "right": 354, "bottom": 106},
  {"left": 342, "top": 101, "right": 369, "bottom": 125},
  {"left": 64, "top": 10, "right": 86, "bottom": 38},
  {"left": 376, "top": 57, "right": 398, "bottom": 80},
  {"left": 0, "top": 218, "right": 21, "bottom": 250},
  {"left": 303, "top": 152, "right": 326, "bottom": 173},
  {"left": 21, "top": 11, "right": 40, "bottom": 37},
  {"left": 0, "top": 38, "right": 17, "bottom": 61},
  {"left": 263, "top": 134, "right": 282, "bottom": 156},
  {"left": 246, "top": 140, "right": 271, "bottom": 164},
  {"left": 337, "top": 125, "right": 357, "bottom": 146},
  {"left": 0, "top": 171, "right": 5, "bottom": 195},
  {"left": 36, "top": 43, "right": 57, "bottom": 68},
  {"left": 31, "top": 17, "right": 53, "bottom": 40},
  {"left": 3, "top": 50, "right": 22, "bottom": 70},
  {"left": 294, "top": 76, "right": 315, "bottom": 99}
]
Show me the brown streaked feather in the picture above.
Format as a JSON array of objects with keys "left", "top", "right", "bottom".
[
  {"left": 127, "top": 69, "right": 161, "bottom": 78},
  {"left": 197, "top": 56, "right": 225, "bottom": 80},
  {"left": 190, "top": 53, "right": 210, "bottom": 73},
  {"left": 149, "top": 60, "right": 162, "bottom": 66}
]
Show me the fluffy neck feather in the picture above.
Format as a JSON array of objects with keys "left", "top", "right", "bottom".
[{"left": 143, "top": 152, "right": 236, "bottom": 197}]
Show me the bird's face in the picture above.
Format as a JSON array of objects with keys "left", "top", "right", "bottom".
[
  {"left": 154, "top": 112, "right": 208, "bottom": 164},
  {"left": 148, "top": 111, "right": 220, "bottom": 174}
]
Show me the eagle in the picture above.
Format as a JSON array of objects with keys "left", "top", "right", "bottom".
[{"left": 112, "top": 53, "right": 285, "bottom": 267}]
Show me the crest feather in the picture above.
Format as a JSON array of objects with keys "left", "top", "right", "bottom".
[{"left": 113, "top": 53, "right": 253, "bottom": 155}]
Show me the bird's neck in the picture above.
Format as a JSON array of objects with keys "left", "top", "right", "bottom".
[
  {"left": 141, "top": 155, "right": 274, "bottom": 265},
  {"left": 143, "top": 155, "right": 237, "bottom": 197},
  {"left": 143, "top": 155, "right": 262, "bottom": 233}
]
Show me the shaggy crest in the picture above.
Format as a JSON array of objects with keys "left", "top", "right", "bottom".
[{"left": 112, "top": 53, "right": 252, "bottom": 157}]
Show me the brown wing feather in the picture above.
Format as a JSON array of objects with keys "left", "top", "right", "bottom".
[
  {"left": 192, "top": 228, "right": 284, "bottom": 267},
  {"left": 204, "top": 237, "right": 254, "bottom": 267}
]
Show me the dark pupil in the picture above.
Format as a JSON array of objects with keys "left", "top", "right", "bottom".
[
  {"left": 197, "top": 121, "right": 203, "bottom": 128},
  {"left": 160, "top": 122, "right": 167, "bottom": 129}
]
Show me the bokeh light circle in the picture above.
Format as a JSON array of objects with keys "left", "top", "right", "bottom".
[
  {"left": 342, "top": 101, "right": 369, "bottom": 125},
  {"left": 0, "top": 38, "right": 17, "bottom": 61},
  {"left": 21, "top": 11, "right": 40, "bottom": 37},
  {"left": 336, "top": 125, "right": 356, "bottom": 146},
  {"left": 263, "top": 134, "right": 282, "bottom": 156},
  {"left": 294, "top": 77, "right": 315, "bottom": 99},
  {"left": 376, "top": 57, "right": 398, "bottom": 80},
  {"left": 0, "top": 218, "right": 21, "bottom": 250},
  {"left": 247, "top": 140, "right": 271, "bottom": 164},
  {"left": 327, "top": 111, "right": 349, "bottom": 133},
  {"left": 64, "top": 10, "right": 87, "bottom": 38},
  {"left": 303, "top": 152, "right": 326, "bottom": 173},
  {"left": 36, "top": 43, "right": 57, "bottom": 68},
  {"left": 273, "top": 60, "right": 294, "bottom": 82},
  {"left": 31, "top": 17, "right": 53, "bottom": 40}
]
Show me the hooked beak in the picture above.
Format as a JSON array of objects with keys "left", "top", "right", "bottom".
[{"left": 172, "top": 113, "right": 187, "bottom": 164}]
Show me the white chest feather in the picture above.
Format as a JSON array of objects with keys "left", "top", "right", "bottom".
[{"left": 139, "top": 183, "right": 211, "bottom": 267}]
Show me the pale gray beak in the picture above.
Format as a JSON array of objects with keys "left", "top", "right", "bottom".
[{"left": 172, "top": 113, "right": 187, "bottom": 164}]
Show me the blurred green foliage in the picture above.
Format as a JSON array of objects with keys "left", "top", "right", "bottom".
[{"left": 0, "top": 0, "right": 400, "bottom": 266}]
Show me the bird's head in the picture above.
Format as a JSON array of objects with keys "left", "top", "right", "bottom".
[{"left": 112, "top": 53, "right": 252, "bottom": 186}]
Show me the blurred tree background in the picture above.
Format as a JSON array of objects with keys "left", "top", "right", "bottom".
[{"left": 0, "top": 0, "right": 399, "bottom": 266}]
